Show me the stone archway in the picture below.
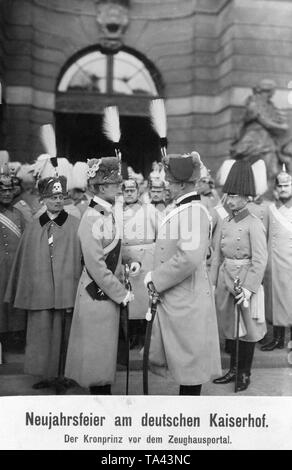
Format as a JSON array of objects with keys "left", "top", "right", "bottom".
[{"left": 55, "top": 46, "right": 164, "bottom": 176}]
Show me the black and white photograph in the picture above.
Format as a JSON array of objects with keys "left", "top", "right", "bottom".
[{"left": 0, "top": 0, "right": 292, "bottom": 453}]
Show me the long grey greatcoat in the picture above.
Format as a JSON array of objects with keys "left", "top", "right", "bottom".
[
  {"left": 265, "top": 200, "right": 292, "bottom": 326},
  {"left": 211, "top": 208, "right": 268, "bottom": 342},
  {"left": 65, "top": 197, "right": 127, "bottom": 388},
  {"left": 149, "top": 194, "right": 222, "bottom": 386}
]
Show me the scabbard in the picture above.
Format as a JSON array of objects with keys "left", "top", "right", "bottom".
[
  {"left": 120, "top": 303, "right": 130, "bottom": 395},
  {"left": 143, "top": 303, "right": 157, "bottom": 395}
]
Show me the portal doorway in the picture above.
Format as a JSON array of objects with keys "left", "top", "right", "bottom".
[
  {"left": 55, "top": 112, "right": 161, "bottom": 176},
  {"left": 55, "top": 46, "right": 164, "bottom": 176}
]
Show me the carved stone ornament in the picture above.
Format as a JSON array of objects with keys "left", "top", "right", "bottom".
[{"left": 96, "top": 1, "right": 130, "bottom": 51}]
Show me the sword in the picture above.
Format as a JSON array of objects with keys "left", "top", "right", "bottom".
[
  {"left": 143, "top": 281, "right": 159, "bottom": 395},
  {"left": 233, "top": 277, "right": 249, "bottom": 393}
]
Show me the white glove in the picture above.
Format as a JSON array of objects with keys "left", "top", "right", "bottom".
[
  {"left": 130, "top": 261, "right": 141, "bottom": 277},
  {"left": 122, "top": 290, "right": 134, "bottom": 306},
  {"left": 212, "top": 285, "right": 216, "bottom": 295},
  {"left": 235, "top": 287, "right": 251, "bottom": 305},
  {"left": 144, "top": 271, "right": 152, "bottom": 288}
]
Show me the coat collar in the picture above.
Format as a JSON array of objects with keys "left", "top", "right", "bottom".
[
  {"left": 276, "top": 197, "right": 292, "bottom": 209},
  {"left": 39, "top": 210, "right": 68, "bottom": 227},
  {"left": 175, "top": 191, "right": 201, "bottom": 207},
  {"left": 229, "top": 207, "right": 250, "bottom": 223},
  {"left": 89, "top": 195, "right": 113, "bottom": 215}
]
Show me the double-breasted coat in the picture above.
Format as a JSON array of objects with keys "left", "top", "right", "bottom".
[
  {"left": 211, "top": 208, "right": 268, "bottom": 342},
  {"left": 149, "top": 193, "right": 222, "bottom": 386},
  {"left": 65, "top": 196, "right": 127, "bottom": 388}
]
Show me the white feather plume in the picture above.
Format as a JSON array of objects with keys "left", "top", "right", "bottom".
[
  {"left": 103, "top": 106, "right": 121, "bottom": 144},
  {"left": 149, "top": 99, "right": 167, "bottom": 138},
  {"left": 72, "top": 161, "right": 88, "bottom": 190},
  {"left": 251, "top": 159, "right": 268, "bottom": 196},
  {"left": 40, "top": 124, "right": 57, "bottom": 158},
  {"left": 217, "top": 159, "right": 236, "bottom": 186}
]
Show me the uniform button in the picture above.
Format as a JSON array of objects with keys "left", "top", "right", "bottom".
[
  {"left": 236, "top": 247, "right": 240, "bottom": 250},
  {"left": 3, "top": 234, "right": 7, "bottom": 238},
  {"left": 4, "top": 243, "right": 8, "bottom": 246},
  {"left": 237, "top": 237, "right": 240, "bottom": 241},
  {"left": 239, "top": 228, "right": 242, "bottom": 231},
  {"left": 222, "top": 235, "right": 225, "bottom": 239}
]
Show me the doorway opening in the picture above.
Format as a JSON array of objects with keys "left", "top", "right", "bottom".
[{"left": 55, "top": 112, "right": 161, "bottom": 177}]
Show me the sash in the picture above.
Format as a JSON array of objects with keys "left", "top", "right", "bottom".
[
  {"left": 0, "top": 213, "right": 21, "bottom": 238},
  {"left": 270, "top": 203, "right": 292, "bottom": 234},
  {"left": 86, "top": 239, "right": 122, "bottom": 301}
]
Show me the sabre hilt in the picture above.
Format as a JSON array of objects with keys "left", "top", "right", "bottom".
[
  {"left": 124, "top": 264, "right": 131, "bottom": 291},
  {"left": 145, "top": 282, "right": 159, "bottom": 322},
  {"left": 234, "top": 277, "right": 249, "bottom": 308}
]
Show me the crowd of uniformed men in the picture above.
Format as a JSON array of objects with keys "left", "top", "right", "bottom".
[{"left": 0, "top": 146, "right": 292, "bottom": 395}]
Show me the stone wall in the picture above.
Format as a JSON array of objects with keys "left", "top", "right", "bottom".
[{"left": 0, "top": 0, "right": 292, "bottom": 176}]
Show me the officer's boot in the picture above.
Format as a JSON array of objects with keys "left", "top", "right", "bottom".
[
  {"left": 89, "top": 385, "right": 111, "bottom": 395},
  {"left": 236, "top": 341, "right": 255, "bottom": 392},
  {"left": 179, "top": 385, "right": 202, "bottom": 395},
  {"left": 213, "top": 339, "right": 236, "bottom": 384},
  {"left": 260, "top": 326, "right": 285, "bottom": 351}
]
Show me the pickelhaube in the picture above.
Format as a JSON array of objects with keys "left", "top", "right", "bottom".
[
  {"left": 149, "top": 178, "right": 165, "bottom": 189},
  {"left": 0, "top": 162, "right": 14, "bottom": 190},
  {"left": 38, "top": 176, "right": 67, "bottom": 198},
  {"left": 122, "top": 179, "right": 138, "bottom": 191},
  {"left": 276, "top": 164, "right": 292, "bottom": 185}
]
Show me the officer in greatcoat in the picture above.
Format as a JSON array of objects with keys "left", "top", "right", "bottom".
[
  {"left": 65, "top": 157, "right": 133, "bottom": 395},
  {"left": 261, "top": 165, "right": 292, "bottom": 351},
  {"left": 144, "top": 152, "right": 221, "bottom": 395},
  {"left": 5, "top": 176, "right": 82, "bottom": 388},
  {"left": 211, "top": 160, "right": 268, "bottom": 391}
]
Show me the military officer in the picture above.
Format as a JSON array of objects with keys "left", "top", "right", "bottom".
[
  {"left": 65, "top": 157, "right": 133, "bottom": 395},
  {"left": 5, "top": 176, "right": 82, "bottom": 388},
  {"left": 118, "top": 178, "right": 160, "bottom": 349},
  {"left": 144, "top": 152, "right": 221, "bottom": 395},
  {"left": 261, "top": 165, "right": 292, "bottom": 351},
  {"left": 0, "top": 172, "right": 26, "bottom": 356},
  {"left": 149, "top": 178, "right": 167, "bottom": 214},
  {"left": 211, "top": 160, "right": 268, "bottom": 391}
]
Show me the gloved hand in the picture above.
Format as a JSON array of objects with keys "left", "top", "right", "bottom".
[
  {"left": 130, "top": 261, "right": 141, "bottom": 276},
  {"left": 235, "top": 287, "right": 251, "bottom": 305},
  {"left": 144, "top": 271, "right": 152, "bottom": 288},
  {"left": 122, "top": 290, "right": 134, "bottom": 306}
]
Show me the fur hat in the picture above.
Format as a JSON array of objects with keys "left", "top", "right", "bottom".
[
  {"left": 222, "top": 160, "right": 256, "bottom": 197},
  {"left": 163, "top": 152, "right": 202, "bottom": 183},
  {"left": 38, "top": 176, "right": 67, "bottom": 198},
  {"left": 87, "top": 157, "right": 122, "bottom": 185}
]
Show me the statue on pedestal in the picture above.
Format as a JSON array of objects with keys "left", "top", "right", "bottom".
[{"left": 231, "top": 79, "right": 290, "bottom": 180}]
